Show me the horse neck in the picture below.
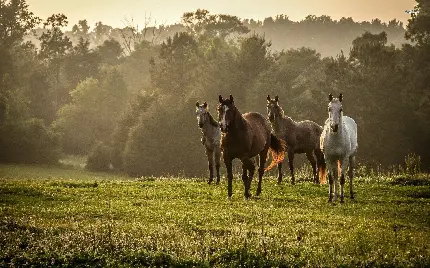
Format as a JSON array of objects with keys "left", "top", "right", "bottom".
[
  {"left": 202, "top": 113, "right": 219, "bottom": 137},
  {"left": 273, "top": 113, "right": 296, "bottom": 136},
  {"left": 229, "top": 107, "right": 247, "bottom": 135}
]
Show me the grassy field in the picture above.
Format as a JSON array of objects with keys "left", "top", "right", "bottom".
[{"left": 1, "top": 164, "right": 429, "bottom": 267}]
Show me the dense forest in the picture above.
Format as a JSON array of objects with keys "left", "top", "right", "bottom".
[{"left": 1, "top": 0, "right": 429, "bottom": 176}]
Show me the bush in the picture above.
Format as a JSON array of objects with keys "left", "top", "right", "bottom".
[
  {"left": 86, "top": 142, "right": 113, "bottom": 172},
  {"left": 0, "top": 119, "right": 60, "bottom": 164},
  {"left": 122, "top": 96, "right": 207, "bottom": 177}
]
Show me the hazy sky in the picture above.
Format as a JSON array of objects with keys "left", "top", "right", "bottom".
[{"left": 26, "top": 0, "right": 416, "bottom": 29}]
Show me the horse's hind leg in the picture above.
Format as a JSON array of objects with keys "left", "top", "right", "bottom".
[
  {"left": 241, "top": 165, "right": 249, "bottom": 198},
  {"left": 328, "top": 172, "right": 334, "bottom": 202},
  {"left": 277, "top": 162, "right": 283, "bottom": 185},
  {"left": 206, "top": 148, "right": 214, "bottom": 184},
  {"left": 306, "top": 151, "right": 318, "bottom": 184},
  {"left": 241, "top": 157, "right": 255, "bottom": 199},
  {"left": 215, "top": 147, "right": 221, "bottom": 184},
  {"left": 349, "top": 155, "right": 355, "bottom": 199},
  {"left": 256, "top": 149, "right": 268, "bottom": 196}
]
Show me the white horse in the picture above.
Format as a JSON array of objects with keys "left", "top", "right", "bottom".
[
  {"left": 196, "top": 101, "right": 222, "bottom": 184},
  {"left": 320, "top": 93, "right": 358, "bottom": 203}
]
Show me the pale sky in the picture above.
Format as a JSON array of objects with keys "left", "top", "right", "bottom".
[{"left": 26, "top": 0, "right": 416, "bottom": 30}]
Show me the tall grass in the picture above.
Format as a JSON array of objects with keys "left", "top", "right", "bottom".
[{"left": 0, "top": 164, "right": 429, "bottom": 267}]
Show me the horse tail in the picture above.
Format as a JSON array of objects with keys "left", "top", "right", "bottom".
[
  {"left": 316, "top": 149, "right": 327, "bottom": 184},
  {"left": 265, "top": 134, "right": 287, "bottom": 171}
]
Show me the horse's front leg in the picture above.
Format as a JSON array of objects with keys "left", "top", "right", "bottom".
[
  {"left": 224, "top": 155, "right": 233, "bottom": 200},
  {"left": 256, "top": 149, "right": 268, "bottom": 196},
  {"left": 348, "top": 155, "right": 355, "bottom": 199},
  {"left": 214, "top": 146, "right": 221, "bottom": 184},
  {"left": 206, "top": 147, "right": 214, "bottom": 184},
  {"left": 331, "top": 162, "right": 339, "bottom": 203}
]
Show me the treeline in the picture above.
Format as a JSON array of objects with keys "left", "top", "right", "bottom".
[
  {"left": 24, "top": 11, "right": 407, "bottom": 58},
  {"left": 1, "top": 1, "right": 429, "bottom": 176}
]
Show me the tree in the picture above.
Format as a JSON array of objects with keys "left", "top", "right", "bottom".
[
  {"left": 54, "top": 68, "right": 129, "bottom": 154},
  {"left": 38, "top": 14, "right": 72, "bottom": 60},
  {"left": 96, "top": 38, "right": 123, "bottom": 65},
  {"left": 71, "top": 19, "right": 90, "bottom": 39},
  {"left": 63, "top": 37, "right": 101, "bottom": 89},
  {"left": 150, "top": 32, "right": 199, "bottom": 97},
  {"left": 182, "top": 9, "right": 249, "bottom": 38}
]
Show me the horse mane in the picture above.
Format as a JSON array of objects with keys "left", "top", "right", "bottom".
[
  {"left": 207, "top": 112, "right": 219, "bottom": 127},
  {"left": 232, "top": 105, "right": 246, "bottom": 131}
]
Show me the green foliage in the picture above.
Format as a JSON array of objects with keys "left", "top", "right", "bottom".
[
  {"left": 86, "top": 142, "right": 113, "bottom": 172},
  {"left": 1, "top": 164, "right": 430, "bottom": 267},
  {"left": 54, "top": 68, "right": 128, "bottom": 155},
  {"left": 0, "top": 119, "right": 60, "bottom": 164},
  {"left": 38, "top": 13, "right": 72, "bottom": 60},
  {"left": 182, "top": 9, "right": 249, "bottom": 38},
  {"left": 122, "top": 97, "right": 205, "bottom": 177}
]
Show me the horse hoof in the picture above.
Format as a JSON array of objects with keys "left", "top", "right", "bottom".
[
  {"left": 227, "top": 196, "right": 232, "bottom": 201},
  {"left": 340, "top": 199, "right": 345, "bottom": 204},
  {"left": 216, "top": 181, "right": 220, "bottom": 185}
]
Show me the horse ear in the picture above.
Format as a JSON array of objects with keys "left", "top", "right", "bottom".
[
  {"left": 196, "top": 101, "right": 200, "bottom": 107},
  {"left": 339, "top": 93, "right": 343, "bottom": 102},
  {"left": 275, "top": 95, "right": 279, "bottom": 102},
  {"left": 219, "top": 95, "right": 223, "bottom": 103},
  {"left": 329, "top": 93, "right": 333, "bottom": 101},
  {"left": 229, "top": 94, "right": 234, "bottom": 103},
  {"left": 203, "top": 102, "right": 207, "bottom": 108},
  {"left": 267, "top": 95, "right": 271, "bottom": 102}
]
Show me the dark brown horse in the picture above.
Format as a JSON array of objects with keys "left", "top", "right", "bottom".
[
  {"left": 218, "top": 95, "right": 286, "bottom": 200},
  {"left": 267, "top": 95, "right": 326, "bottom": 185}
]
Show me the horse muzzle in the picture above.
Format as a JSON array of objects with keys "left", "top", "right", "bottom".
[
  {"left": 198, "top": 123, "right": 203, "bottom": 128},
  {"left": 331, "top": 124, "right": 339, "bottom": 132}
]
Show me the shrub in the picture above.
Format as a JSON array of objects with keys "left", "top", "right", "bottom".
[
  {"left": 0, "top": 119, "right": 60, "bottom": 164},
  {"left": 86, "top": 142, "right": 113, "bottom": 172}
]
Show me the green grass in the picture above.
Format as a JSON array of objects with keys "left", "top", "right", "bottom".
[{"left": 1, "top": 164, "right": 429, "bottom": 267}]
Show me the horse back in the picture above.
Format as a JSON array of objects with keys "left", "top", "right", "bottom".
[{"left": 293, "top": 120, "right": 323, "bottom": 151}]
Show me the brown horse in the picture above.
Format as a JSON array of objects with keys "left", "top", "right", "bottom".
[
  {"left": 196, "top": 101, "right": 221, "bottom": 184},
  {"left": 218, "top": 95, "right": 286, "bottom": 200},
  {"left": 267, "top": 95, "right": 326, "bottom": 185}
]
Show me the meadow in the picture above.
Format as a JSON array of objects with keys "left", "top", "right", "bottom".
[{"left": 1, "top": 164, "right": 429, "bottom": 267}]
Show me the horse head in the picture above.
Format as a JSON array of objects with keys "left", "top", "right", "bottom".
[
  {"left": 196, "top": 101, "right": 208, "bottom": 128},
  {"left": 218, "top": 94, "right": 236, "bottom": 133},
  {"left": 266, "top": 95, "right": 282, "bottom": 122},
  {"left": 327, "top": 93, "right": 343, "bottom": 133}
]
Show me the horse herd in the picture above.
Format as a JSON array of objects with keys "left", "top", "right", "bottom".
[{"left": 195, "top": 93, "right": 358, "bottom": 203}]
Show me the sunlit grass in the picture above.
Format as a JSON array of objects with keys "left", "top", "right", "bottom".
[{"left": 1, "top": 164, "right": 429, "bottom": 267}]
